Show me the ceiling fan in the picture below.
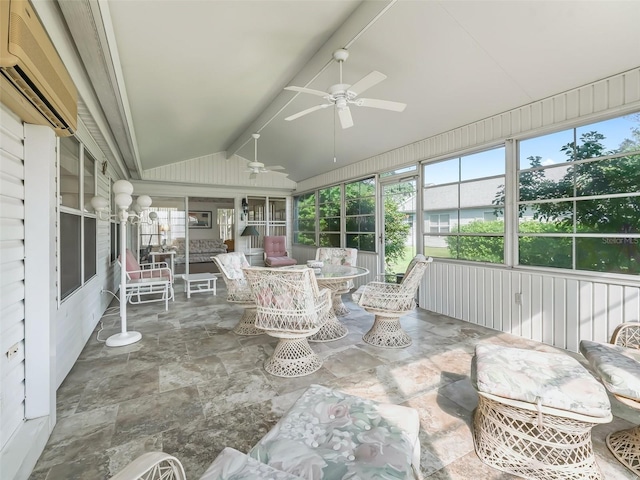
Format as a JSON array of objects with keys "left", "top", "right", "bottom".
[
  {"left": 284, "top": 49, "right": 406, "bottom": 129},
  {"left": 245, "top": 133, "right": 285, "bottom": 179}
]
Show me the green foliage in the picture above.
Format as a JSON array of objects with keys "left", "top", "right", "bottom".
[{"left": 383, "top": 197, "right": 411, "bottom": 269}]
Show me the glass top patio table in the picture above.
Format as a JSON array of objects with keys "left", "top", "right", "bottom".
[{"left": 308, "top": 265, "right": 369, "bottom": 342}]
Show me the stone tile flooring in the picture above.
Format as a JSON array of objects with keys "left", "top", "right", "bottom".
[{"left": 29, "top": 281, "right": 637, "bottom": 479}]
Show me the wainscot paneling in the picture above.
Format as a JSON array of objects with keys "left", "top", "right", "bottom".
[{"left": 421, "top": 261, "right": 640, "bottom": 352}]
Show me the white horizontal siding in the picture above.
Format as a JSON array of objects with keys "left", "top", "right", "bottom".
[
  {"left": 421, "top": 261, "right": 640, "bottom": 352},
  {"left": 0, "top": 104, "right": 26, "bottom": 449}
]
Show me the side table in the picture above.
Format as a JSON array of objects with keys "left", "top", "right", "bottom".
[{"left": 182, "top": 273, "right": 218, "bottom": 298}]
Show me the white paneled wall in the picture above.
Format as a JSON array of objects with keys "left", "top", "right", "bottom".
[
  {"left": 143, "top": 152, "right": 296, "bottom": 190},
  {"left": 422, "top": 261, "right": 640, "bottom": 352}
]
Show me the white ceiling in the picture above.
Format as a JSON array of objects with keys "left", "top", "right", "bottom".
[{"left": 60, "top": 0, "right": 640, "bottom": 183}]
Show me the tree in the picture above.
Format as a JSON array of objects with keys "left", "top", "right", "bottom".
[{"left": 471, "top": 116, "right": 640, "bottom": 272}]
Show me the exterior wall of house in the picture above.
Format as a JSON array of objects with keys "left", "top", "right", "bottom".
[{"left": 293, "top": 67, "right": 640, "bottom": 352}]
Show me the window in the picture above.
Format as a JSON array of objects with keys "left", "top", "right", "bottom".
[
  {"left": 294, "top": 192, "right": 316, "bottom": 246},
  {"left": 218, "top": 208, "right": 234, "bottom": 241},
  {"left": 517, "top": 114, "right": 640, "bottom": 274},
  {"left": 318, "top": 185, "right": 341, "bottom": 247},
  {"left": 59, "top": 137, "right": 96, "bottom": 299},
  {"left": 423, "top": 147, "right": 505, "bottom": 262},
  {"left": 345, "top": 178, "right": 375, "bottom": 251}
]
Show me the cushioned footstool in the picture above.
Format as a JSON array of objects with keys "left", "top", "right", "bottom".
[
  {"left": 249, "top": 384, "right": 422, "bottom": 479},
  {"left": 200, "top": 447, "right": 302, "bottom": 479},
  {"left": 471, "top": 344, "right": 612, "bottom": 480}
]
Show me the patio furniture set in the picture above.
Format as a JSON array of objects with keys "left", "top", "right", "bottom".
[{"left": 115, "top": 246, "right": 640, "bottom": 479}]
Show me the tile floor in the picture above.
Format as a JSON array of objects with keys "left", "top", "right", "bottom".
[{"left": 29, "top": 281, "right": 637, "bottom": 479}]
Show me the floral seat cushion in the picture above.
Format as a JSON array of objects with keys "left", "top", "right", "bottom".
[
  {"left": 249, "top": 384, "right": 418, "bottom": 479},
  {"left": 580, "top": 339, "right": 640, "bottom": 401},
  {"left": 472, "top": 344, "right": 611, "bottom": 419},
  {"left": 201, "top": 447, "right": 303, "bottom": 480}
]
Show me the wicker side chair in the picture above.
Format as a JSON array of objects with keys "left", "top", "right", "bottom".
[
  {"left": 611, "top": 322, "right": 640, "bottom": 349},
  {"left": 110, "top": 452, "right": 186, "bottom": 479},
  {"left": 212, "top": 252, "right": 262, "bottom": 336},
  {"left": 352, "top": 255, "right": 432, "bottom": 348},
  {"left": 244, "top": 266, "right": 331, "bottom": 377},
  {"left": 315, "top": 247, "right": 358, "bottom": 316},
  {"left": 581, "top": 322, "right": 640, "bottom": 477}
]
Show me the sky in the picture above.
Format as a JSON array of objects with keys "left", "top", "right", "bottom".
[{"left": 423, "top": 114, "right": 639, "bottom": 185}]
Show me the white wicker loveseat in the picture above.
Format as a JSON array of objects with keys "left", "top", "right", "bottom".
[{"left": 109, "top": 384, "right": 423, "bottom": 480}]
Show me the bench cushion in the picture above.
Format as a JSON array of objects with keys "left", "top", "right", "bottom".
[
  {"left": 472, "top": 344, "right": 611, "bottom": 418},
  {"left": 200, "top": 447, "right": 302, "bottom": 480},
  {"left": 580, "top": 339, "right": 640, "bottom": 401},
  {"left": 248, "top": 384, "right": 418, "bottom": 479}
]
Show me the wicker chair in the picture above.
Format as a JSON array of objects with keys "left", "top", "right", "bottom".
[
  {"left": 243, "top": 266, "right": 331, "bottom": 377},
  {"left": 110, "top": 452, "right": 185, "bottom": 479},
  {"left": 352, "top": 255, "right": 432, "bottom": 348},
  {"left": 315, "top": 247, "right": 358, "bottom": 316},
  {"left": 211, "top": 252, "right": 262, "bottom": 336},
  {"left": 580, "top": 322, "right": 640, "bottom": 477}
]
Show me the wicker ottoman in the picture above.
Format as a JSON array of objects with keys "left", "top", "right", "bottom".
[{"left": 471, "top": 344, "right": 612, "bottom": 480}]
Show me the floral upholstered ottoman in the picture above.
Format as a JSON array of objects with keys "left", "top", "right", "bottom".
[
  {"left": 249, "top": 384, "right": 421, "bottom": 479},
  {"left": 471, "top": 344, "right": 612, "bottom": 480}
]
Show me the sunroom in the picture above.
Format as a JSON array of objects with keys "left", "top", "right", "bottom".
[{"left": 1, "top": 1, "right": 640, "bottom": 479}]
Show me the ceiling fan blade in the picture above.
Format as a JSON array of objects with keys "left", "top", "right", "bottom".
[
  {"left": 357, "top": 98, "right": 407, "bottom": 112},
  {"left": 267, "top": 165, "right": 286, "bottom": 171},
  {"left": 338, "top": 107, "right": 354, "bottom": 129},
  {"left": 285, "top": 103, "right": 331, "bottom": 121},
  {"left": 284, "top": 86, "right": 328, "bottom": 98},
  {"left": 348, "top": 71, "right": 387, "bottom": 96}
]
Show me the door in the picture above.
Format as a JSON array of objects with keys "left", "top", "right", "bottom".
[{"left": 380, "top": 177, "right": 417, "bottom": 280}]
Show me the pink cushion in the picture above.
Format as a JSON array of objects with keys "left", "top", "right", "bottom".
[
  {"left": 264, "top": 236, "right": 288, "bottom": 257},
  {"left": 265, "top": 256, "right": 297, "bottom": 267},
  {"left": 123, "top": 249, "right": 141, "bottom": 279}
]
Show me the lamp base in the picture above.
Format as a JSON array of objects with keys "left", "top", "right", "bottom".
[{"left": 106, "top": 331, "right": 142, "bottom": 347}]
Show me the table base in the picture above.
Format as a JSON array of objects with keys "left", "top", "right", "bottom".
[
  {"left": 309, "top": 312, "right": 348, "bottom": 342},
  {"left": 233, "top": 306, "right": 263, "bottom": 336}
]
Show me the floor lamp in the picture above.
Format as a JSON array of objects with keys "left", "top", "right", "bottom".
[
  {"left": 91, "top": 180, "right": 153, "bottom": 347},
  {"left": 241, "top": 225, "right": 259, "bottom": 262}
]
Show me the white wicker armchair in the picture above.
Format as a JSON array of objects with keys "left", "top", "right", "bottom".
[
  {"left": 211, "top": 252, "right": 262, "bottom": 336},
  {"left": 109, "top": 452, "right": 185, "bottom": 480},
  {"left": 352, "top": 255, "right": 432, "bottom": 348},
  {"left": 315, "top": 247, "right": 358, "bottom": 316},
  {"left": 611, "top": 322, "right": 640, "bottom": 349},
  {"left": 243, "top": 266, "right": 331, "bottom": 377}
]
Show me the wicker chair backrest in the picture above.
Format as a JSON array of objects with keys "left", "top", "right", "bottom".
[
  {"left": 399, "top": 256, "right": 432, "bottom": 295},
  {"left": 244, "top": 266, "right": 327, "bottom": 332},
  {"left": 212, "top": 252, "right": 252, "bottom": 302},
  {"left": 315, "top": 247, "right": 358, "bottom": 266}
]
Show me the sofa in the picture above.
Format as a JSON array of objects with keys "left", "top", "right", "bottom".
[
  {"left": 110, "top": 384, "right": 422, "bottom": 480},
  {"left": 172, "top": 238, "right": 227, "bottom": 266}
]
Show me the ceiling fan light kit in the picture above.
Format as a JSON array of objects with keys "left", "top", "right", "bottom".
[{"left": 284, "top": 48, "right": 406, "bottom": 129}]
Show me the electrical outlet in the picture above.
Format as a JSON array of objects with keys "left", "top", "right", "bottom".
[
  {"left": 7, "top": 343, "right": 19, "bottom": 360},
  {"left": 515, "top": 293, "right": 522, "bottom": 305}
]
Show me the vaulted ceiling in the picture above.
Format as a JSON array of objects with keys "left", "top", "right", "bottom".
[{"left": 59, "top": 0, "right": 640, "bottom": 183}]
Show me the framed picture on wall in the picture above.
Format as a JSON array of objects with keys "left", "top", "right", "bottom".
[{"left": 188, "top": 211, "right": 212, "bottom": 229}]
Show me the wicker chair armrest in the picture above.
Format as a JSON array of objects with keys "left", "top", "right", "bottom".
[
  {"left": 358, "top": 281, "right": 416, "bottom": 312},
  {"left": 610, "top": 322, "right": 640, "bottom": 349},
  {"left": 109, "top": 451, "right": 186, "bottom": 480}
]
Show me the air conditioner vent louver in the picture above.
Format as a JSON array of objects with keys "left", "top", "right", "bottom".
[{"left": 1, "top": 0, "right": 77, "bottom": 136}]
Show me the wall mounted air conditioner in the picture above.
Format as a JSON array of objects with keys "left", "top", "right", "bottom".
[{"left": 0, "top": 0, "right": 77, "bottom": 136}]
